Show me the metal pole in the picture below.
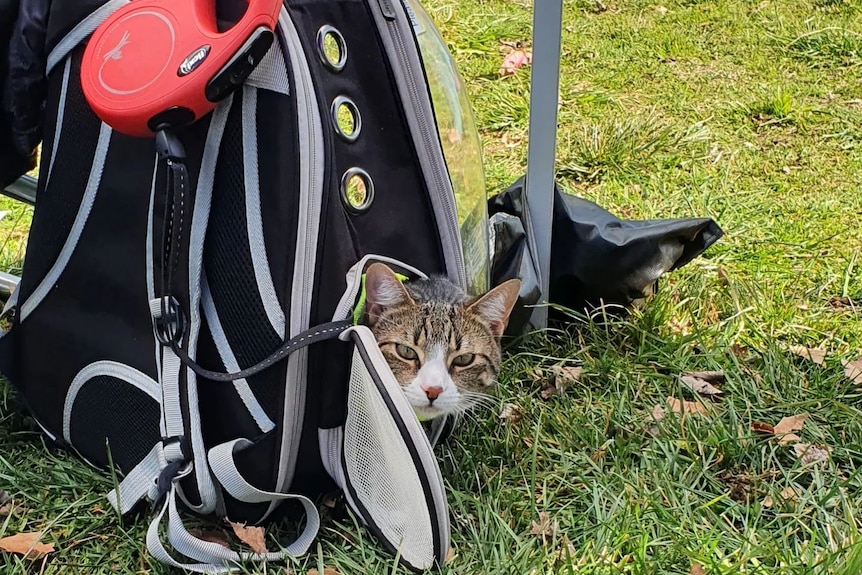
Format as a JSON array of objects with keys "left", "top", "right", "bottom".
[{"left": 524, "top": 0, "right": 563, "bottom": 330}]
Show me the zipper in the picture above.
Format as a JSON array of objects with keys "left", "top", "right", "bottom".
[
  {"left": 271, "top": 6, "right": 326, "bottom": 513},
  {"left": 369, "top": 0, "right": 467, "bottom": 290}
]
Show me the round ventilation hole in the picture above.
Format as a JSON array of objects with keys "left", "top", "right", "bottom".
[
  {"left": 317, "top": 25, "right": 347, "bottom": 72},
  {"left": 341, "top": 168, "right": 374, "bottom": 213},
  {"left": 331, "top": 96, "right": 361, "bottom": 142}
]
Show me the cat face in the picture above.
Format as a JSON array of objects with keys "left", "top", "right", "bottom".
[{"left": 363, "top": 263, "right": 520, "bottom": 420}]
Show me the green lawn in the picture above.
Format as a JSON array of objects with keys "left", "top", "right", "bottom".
[{"left": 3, "top": 0, "right": 862, "bottom": 573}]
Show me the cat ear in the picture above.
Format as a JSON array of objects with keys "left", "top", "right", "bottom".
[
  {"left": 467, "top": 278, "right": 521, "bottom": 338},
  {"left": 364, "top": 262, "right": 414, "bottom": 326}
]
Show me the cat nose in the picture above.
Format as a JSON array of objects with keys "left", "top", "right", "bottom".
[{"left": 422, "top": 386, "right": 443, "bottom": 402}]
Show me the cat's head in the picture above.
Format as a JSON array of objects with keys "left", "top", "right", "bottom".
[{"left": 363, "top": 262, "right": 520, "bottom": 420}]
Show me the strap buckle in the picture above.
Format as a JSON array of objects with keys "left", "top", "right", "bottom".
[{"left": 152, "top": 296, "right": 185, "bottom": 346}]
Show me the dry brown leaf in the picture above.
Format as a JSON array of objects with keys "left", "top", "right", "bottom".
[
  {"left": 499, "top": 402, "right": 523, "bottom": 424},
  {"left": 751, "top": 421, "right": 775, "bottom": 435},
  {"left": 229, "top": 522, "right": 267, "bottom": 554},
  {"left": 777, "top": 432, "right": 801, "bottom": 446},
  {"left": 551, "top": 365, "right": 583, "bottom": 391},
  {"left": 540, "top": 385, "right": 559, "bottom": 400},
  {"left": 0, "top": 532, "right": 55, "bottom": 560},
  {"left": 499, "top": 50, "right": 532, "bottom": 76},
  {"left": 666, "top": 396, "right": 709, "bottom": 416},
  {"left": 689, "top": 562, "right": 707, "bottom": 575},
  {"left": 651, "top": 404, "right": 667, "bottom": 422},
  {"left": 762, "top": 486, "right": 797, "bottom": 508},
  {"left": 680, "top": 371, "right": 724, "bottom": 397},
  {"left": 445, "top": 547, "right": 455, "bottom": 562},
  {"left": 793, "top": 443, "right": 831, "bottom": 465},
  {"left": 774, "top": 414, "right": 808, "bottom": 436},
  {"left": 529, "top": 511, "right": 558, "bottom": 538},
  {"left": 190, "top": 528, "right": 231, "bottom": 549},
  {"left": 730, "top": 343, "right": 749, "bottom": 358},
  {"left": 842, "top": 357, "right": 862, "bottom": 385},
  {"left": 307, "top": 569, "right": 340, "bottom": 575},
  {"left": 787, "top": 345, "right": 827, "bottom": 365}
]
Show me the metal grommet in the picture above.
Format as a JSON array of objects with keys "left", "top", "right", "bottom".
[
  {"left": 331, "top": 96, "right": 361, "bottom": 142},
  {"left": 316, "top": 25, "right": 347, "bottom": 72},
  {"left": 340, "top": 168, "right": 374, "bottom": 213}
]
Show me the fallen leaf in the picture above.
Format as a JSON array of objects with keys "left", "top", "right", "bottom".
[
  {"left": 842, "top": 357, "right": 862, "bottom": 385},
  {"left": 751, "top": 421, "right": 775, "bottom": 434},
  {"left": 229, "top": 522, "right": 267, "bottom": 554},
  {"left": 666, "top": 396, "right": 710, "bottom": 416},
  {"left": 307, "top": 569, "right": 340, "bottom": 575},
  {"left": 793, "top": 443, "right": 831, "bottom": 465},
  {"left": 778, "top": 433, "right": 802, "bottom": 446},
  {"left": 445, "top": 547, "right": 455, "bottom": 562},
  {"left": 551, "top": 365, "right": 583, "bottom": 391},
  {"left": 774, "top": 414, "right": 808, "bottom": 436},
  {"left": 651, "top": 404, "right": 667, "bottom": 422},
  {"left": 764, "top": 486, "right": 799, "bottom": 508},
  {"left": 190, "top": 528, "right": 231, "bottom": 549},
  {"left": 655, "top": 5, "right": 668, "bottom": 15},
  {"left": 499, "top": 403, "right": 523, "bottom": 424},
  {"left": 590, "top": 449, "right": 606, "bottom": 462},
  {"left": 0, "top": 532, "right": 55, "bottom": 560},
  {"left": 529, "top": 511, "right": 558, "bottom": 538},
  {"left": 499, "top": 50, "right": 532, "bottom": 76},
  {"left": 786, "top": 345, "right": 827, "bottom": 366},
  {"left": 540, "top": 385, "right": 559, "bottom": 400},
  {"left": 680, "top": 371, "right": 724, "bottom": 397},
  {"left": 730, "top": 343, "right": 749, "bottom": 359},
  {"left": 690, "top": 562, "right": 707, "bottom": 575}
]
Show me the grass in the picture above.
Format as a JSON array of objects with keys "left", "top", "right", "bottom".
[{"left": 2, "top": 0, "right": 862, "bottom": 573}]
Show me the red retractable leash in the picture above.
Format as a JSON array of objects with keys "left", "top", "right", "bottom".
[
  {"left": 81, "top": 0, "right": 282, "bottom": 137},
  {"left": 79, "top": 0, "right": 285, "bottom": 402}
]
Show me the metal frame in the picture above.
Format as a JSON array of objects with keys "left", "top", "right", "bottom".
[
  {"left": 524, "top": 1, "right": 563, "bottom": 329},
  {"left": 1, "top": 2, "right": 565, "bottom": 326}
]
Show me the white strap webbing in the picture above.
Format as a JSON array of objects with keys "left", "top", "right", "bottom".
[
  {"left": 150, "top": 297, "right": 186, "bottom": 462},
  {"left": 141, "top": 440, "right": 320, "bottom": 574},
  {"left": 107, "top": 443, "right": 164, "bottom": 514},
  {"left": 207, "top": 439, "right": 320, "bottom": 553}
]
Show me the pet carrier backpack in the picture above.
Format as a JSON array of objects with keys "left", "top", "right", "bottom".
[{"left": 0, "top": 0, "right": 492, "bottom": 571}]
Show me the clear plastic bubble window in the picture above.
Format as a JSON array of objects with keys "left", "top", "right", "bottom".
[{"left": 404, "top": 0, "right": 490, "bottom": 296}]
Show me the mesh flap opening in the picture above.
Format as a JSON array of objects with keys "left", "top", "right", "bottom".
[{"left": 342, "top": 345, "right": 436, "bottom": 571}]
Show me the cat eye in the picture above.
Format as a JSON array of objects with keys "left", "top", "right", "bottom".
[
  {"left": 451, "top": 353, "right": 475, "bottom": 368},
  {"left": 395, "top": 344, "right": 418, "bottom": 361}
]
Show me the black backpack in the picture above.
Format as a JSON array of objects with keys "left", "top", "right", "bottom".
[{"left": 0, "top": 0, "right": 492, "bottom": 571}]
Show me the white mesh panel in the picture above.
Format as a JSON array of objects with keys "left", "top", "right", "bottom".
[{"left": 343, "top": 348, "right": 435, "bottom": 570}]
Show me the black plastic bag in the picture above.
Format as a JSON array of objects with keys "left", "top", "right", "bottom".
[{"left": 489, "top": 176, "right": 724, "bottom": 336}]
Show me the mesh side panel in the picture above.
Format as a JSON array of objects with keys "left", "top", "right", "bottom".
[
  {"left": 69, "top": 376, "right": 160, "bottom": 472},
  {"left": 343, "top": 349, "right": 434, "bottom": 569},
  {"left": 204, "top": 92, "right": 282, "bottom": 369}
]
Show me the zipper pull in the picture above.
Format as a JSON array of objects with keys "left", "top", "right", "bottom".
[{"left": 376, "top": 0, "right": 397, "bottom": 20}]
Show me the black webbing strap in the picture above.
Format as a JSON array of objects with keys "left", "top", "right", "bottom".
[
  {"left": 152, "top": 128, "right": 352, "bottom": 384},
  {"left": 166, "top": 318, "right": 352, "bottom": 382}
]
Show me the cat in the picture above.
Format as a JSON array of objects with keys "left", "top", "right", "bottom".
[{"left": 362, "top": 262, "right": 520, "bottom": 421}]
